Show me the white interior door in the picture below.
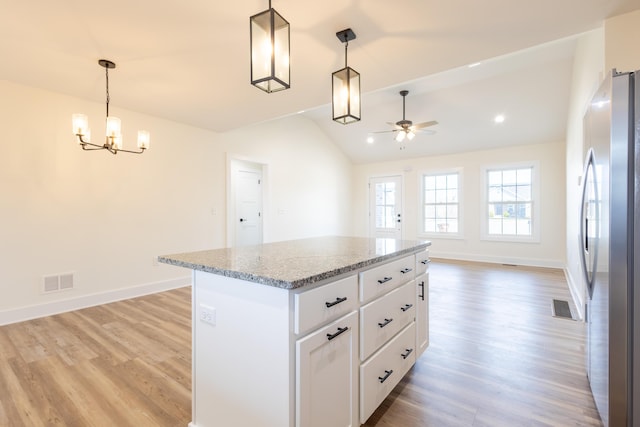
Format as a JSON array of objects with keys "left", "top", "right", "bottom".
[
  {"left": 369, "top": 176, "right": 403, "bottom": 239},
  {"left": 234, "top": 167, "right": 263, "bottom": 247}
]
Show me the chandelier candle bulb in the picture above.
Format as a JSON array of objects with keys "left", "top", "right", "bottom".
[
  {"left": 72, "top": 113, "right": 89, "bottom": 137},
  {"left": 137, "top": 130, "right": 150, "bottom": 150}
]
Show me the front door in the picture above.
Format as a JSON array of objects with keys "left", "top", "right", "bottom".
[{"left": 369, "top": 176, "right": 402, "bottom": 239}]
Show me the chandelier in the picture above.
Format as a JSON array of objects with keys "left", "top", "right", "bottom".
[{"left": 72, "top": 59, "right": 150, "bottom": 155}]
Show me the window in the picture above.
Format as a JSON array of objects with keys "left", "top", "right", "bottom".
[
  {"left": 421, "top": 170, "right": 461, "bottom": 237},
  {"left": 481, "top": 163, "right": 539, "bottom": 242}
]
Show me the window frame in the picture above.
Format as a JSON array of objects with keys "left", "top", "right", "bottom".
[
  {"left": 418, "top": 167, "right": 464, "bottom": 240},
  {"left": 480, "top": 161, "right": 540, "bottom": 243}
]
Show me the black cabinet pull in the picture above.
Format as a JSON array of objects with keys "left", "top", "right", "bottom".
[
  {"left": 326, "top": 326, "right": 349, "bottom": 341},
  {"left": 378, "top": 369, "right": 393, "bottom": 383},
  {"left": 377, "top": 276, "right": 392, "bottom": 284},
  {"left": 400, "top": 268, "right": 413, "bottom": 274},
  {"left": 400, "top": 303, "right": 413, "bottom": 312},
  {"left": 420, "top": 259, "right": 431, "bottom": 265},
  {"left": 325, "top": 297, "right": 347, "bottom": 308},
  {"left": 418, "top": 281, "right": 425, "bottom": 301},
  {"left": 401, "top": 348, "right": 414, "bottom": 359},
  {"left": 378, "top": 318, "right": 393, "bottom": 328}
]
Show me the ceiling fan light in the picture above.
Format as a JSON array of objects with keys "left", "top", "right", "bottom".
[
  {"left": 407, "top": 131, "right": 415, "bottom": 140},
  {"left": 395, "top": 131, "right": 406, "bottom": 142}
]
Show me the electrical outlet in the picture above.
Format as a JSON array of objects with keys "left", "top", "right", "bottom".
[{"left": 199, "top": 305, "right": 216, "bottom": 326}]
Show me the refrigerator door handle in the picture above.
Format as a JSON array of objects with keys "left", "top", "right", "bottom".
[{"left": 579, "top": 148, "right": 598, "bottom": 297}]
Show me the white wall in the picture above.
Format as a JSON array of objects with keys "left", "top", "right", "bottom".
[
  {"left": 564, "top": 29, "right": 604, "bottom": 320},
  {"left": 0, "top": 81, "right": 352, "bottom": 324},
  {"left": 605, "top": 10, "right": 640, "bottom": 73},
  {"left": 563, "top": 10, "right": 640, "bottom": 320},
  {"left": 221, "top": 115, "right": 353, "bottom": 243},
  {"left": 352, "top": 141, "right": 566, "bottom": 268}
]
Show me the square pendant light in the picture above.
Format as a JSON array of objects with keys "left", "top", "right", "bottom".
[
  {"left": 332, "top": 28, "right": 360, "bottom": 124},
  {"left": 250, "top": 1, "right": 290, "bottom": 93}
]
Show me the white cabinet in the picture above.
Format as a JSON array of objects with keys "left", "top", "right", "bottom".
[
  {"left": 360, "top": 322, "right": 416, "bottom": 422},
  {"left": 188, "top": 249, "right": 430, "bottom": 427},
  {"left": 296, "top": 311, "right": 358, "bottom": 427},
  {"left": 360, "top": 280, "right": 416, "bottom": 361},
  {"left": 416, "top": 272, "right": 429, "bottom": 357},
  {"left": 294, "top": 275, "right": 358, "bottom": 335}
]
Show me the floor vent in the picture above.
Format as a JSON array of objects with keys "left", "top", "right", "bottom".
[
  {"left": 42, "top": 273, "right": 74, "bottom": 293},
  {"left": 552, "top": 299, "right": 574, "bottom": 320}
]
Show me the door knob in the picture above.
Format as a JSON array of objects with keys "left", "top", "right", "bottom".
[{"left": 239, "top": 218, "right": 246, "bottom": 222}]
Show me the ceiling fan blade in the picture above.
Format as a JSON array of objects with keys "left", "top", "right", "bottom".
[
  {"left": 412, "top": 120, "right": 438, "bottom": 130},
  {"left": 386, "top": 121, "right": 403, "bottom": 130},
  {"left": 370, "top": 129, "right": 399, "bottom": 134},
  {"left": 415, "top": 129, "right": 436, "bottom": 135}
]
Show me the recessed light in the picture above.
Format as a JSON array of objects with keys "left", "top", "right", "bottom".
[
  {"left": 468, "top": 62, "right": 481, "bottom": 68},
  {"left": 366, "top": 136, "right": 374, "bottom": 144},
  {"left": 494, "top": 114, "right": 505, "bottom": 124}
]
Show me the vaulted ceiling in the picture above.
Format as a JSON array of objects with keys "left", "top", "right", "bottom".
[{"left": 1, "top": 0, "right": 638, "bottom": 163}]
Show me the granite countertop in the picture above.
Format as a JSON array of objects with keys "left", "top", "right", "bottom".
[{"left": 158, "top": 236, "right": 431, "bottom": 289}]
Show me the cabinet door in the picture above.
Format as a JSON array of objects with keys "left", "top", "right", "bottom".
[
  {"left": 416, "top": 272, "right": 429, "bottom": 357},
  {"left": 296, "top": 311, "right": 359, "bottom": 427}
]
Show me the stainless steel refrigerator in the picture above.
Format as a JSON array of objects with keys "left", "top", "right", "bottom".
[{"left": 581, "top": 69, "right": 640, "bottom": 427}]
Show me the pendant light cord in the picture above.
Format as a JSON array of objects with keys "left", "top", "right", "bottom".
[
  {"left": 105, "top": 64, "right": 110, "bottom": 117},
  {"left": 344, "top": 41, "right": 349, "bottom": 68}
]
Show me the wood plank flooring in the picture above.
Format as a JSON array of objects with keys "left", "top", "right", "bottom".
[{"left": 0, "top": 260, "right": 602, "bottom": 427}]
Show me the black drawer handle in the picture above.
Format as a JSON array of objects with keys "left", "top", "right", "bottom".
[
  {"left": 418, "top": 281, "right": 425, "bottom": 301},
  {"left": 325, "top": 297, "right": 347, "bottom": 308},
  {"left": 378, "top": 369, "right": 393, "bottom": 383},
  {"left": 420, "top": 259, "right": 431, "bottom": 265},
  {"left": 400, "top": 268, "right": 413, "bottom": 274},
  {"left": 401, "top": 348, "right": 414, "bottom": 359},
  {"left": 400, "top": 303, "right": 413, "bottom": 312},
  {"left": 377, "top": 276, "right": 392, "bottom": 284},
  {"left": 378, "top": 318, "right": 393, "bottom": 328},
  {"left": 326, "top": 326, "right": 349, "bottom": 341}
]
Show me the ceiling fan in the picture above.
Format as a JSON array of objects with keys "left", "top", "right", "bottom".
[{"left": 374, "top": 90, "right": 438, "bottom": 143}]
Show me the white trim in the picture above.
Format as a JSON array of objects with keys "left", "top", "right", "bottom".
[
  {"left": 0, "top": 276, "right": 191, "bottom": 326},
  {"left": 564, "top": 267, "right": 585, "bottom": 321},
  {"left": 430, "top": 252, "right": 564, "bottom": 269},
  {"left": 480, "top": 161, "right": 541, "bottom": 243},
  {"left": 417, "top": 167, "right": 464, "bottom": 239}
]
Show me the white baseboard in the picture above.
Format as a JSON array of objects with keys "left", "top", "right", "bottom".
[
  {"left": 564, "top": 267, "right": 585, "bottom": 321},
  {"left": 430, "top": 251, "right": 565, "bottom": 269},
  {"left": 0, "top": 276, "right": 192, "bottom": 326}
]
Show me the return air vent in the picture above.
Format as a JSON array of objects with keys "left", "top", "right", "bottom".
[{"left": 42, "top": 273, "right": 75, "bottom": 293}]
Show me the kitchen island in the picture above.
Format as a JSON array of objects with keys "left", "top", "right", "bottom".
[{"left": 159, "top": 236, "right": 431, "bottom": 427}]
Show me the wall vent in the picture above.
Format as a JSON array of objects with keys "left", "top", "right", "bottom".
[{"left": 42, "top": 273, "right": 74, "bottom": 293}]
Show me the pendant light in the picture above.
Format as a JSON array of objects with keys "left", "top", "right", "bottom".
[
  {"left": 72, "top": 59, "right": 149, "bottom": 155},
  {"left": 250, "top": 0, "right": 290, "bottom": 93},
  {"left": 332, "top": 28, "right": 360, "bottom": 124}
]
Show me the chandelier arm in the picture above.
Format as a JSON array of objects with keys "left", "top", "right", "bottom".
[
  {"left": 76, "top": 135, "right": 107, "bottom": 149},
  {"left": 115, "top": 147, "right": 146, "bottom": 154}
]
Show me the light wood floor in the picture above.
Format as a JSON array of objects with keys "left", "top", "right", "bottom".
[{"left": 0, "top": 260, "right": 602, "bottom": 427}]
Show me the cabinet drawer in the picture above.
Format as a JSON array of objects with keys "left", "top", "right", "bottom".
[
  {"left": 294, "top": 275, "right": 358, "bottom": 335},
  {"left": 360, "top": 322, "right": 416, "bottom": 424},
  {"left": 360, "top": 280, "right": 416, "bottom": 361},
  {"left": 415, "top": 249, "right": 430, "bottom": 276},
  {"left": 359, "top": 255, "right": 415, "bottom": 304}
]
